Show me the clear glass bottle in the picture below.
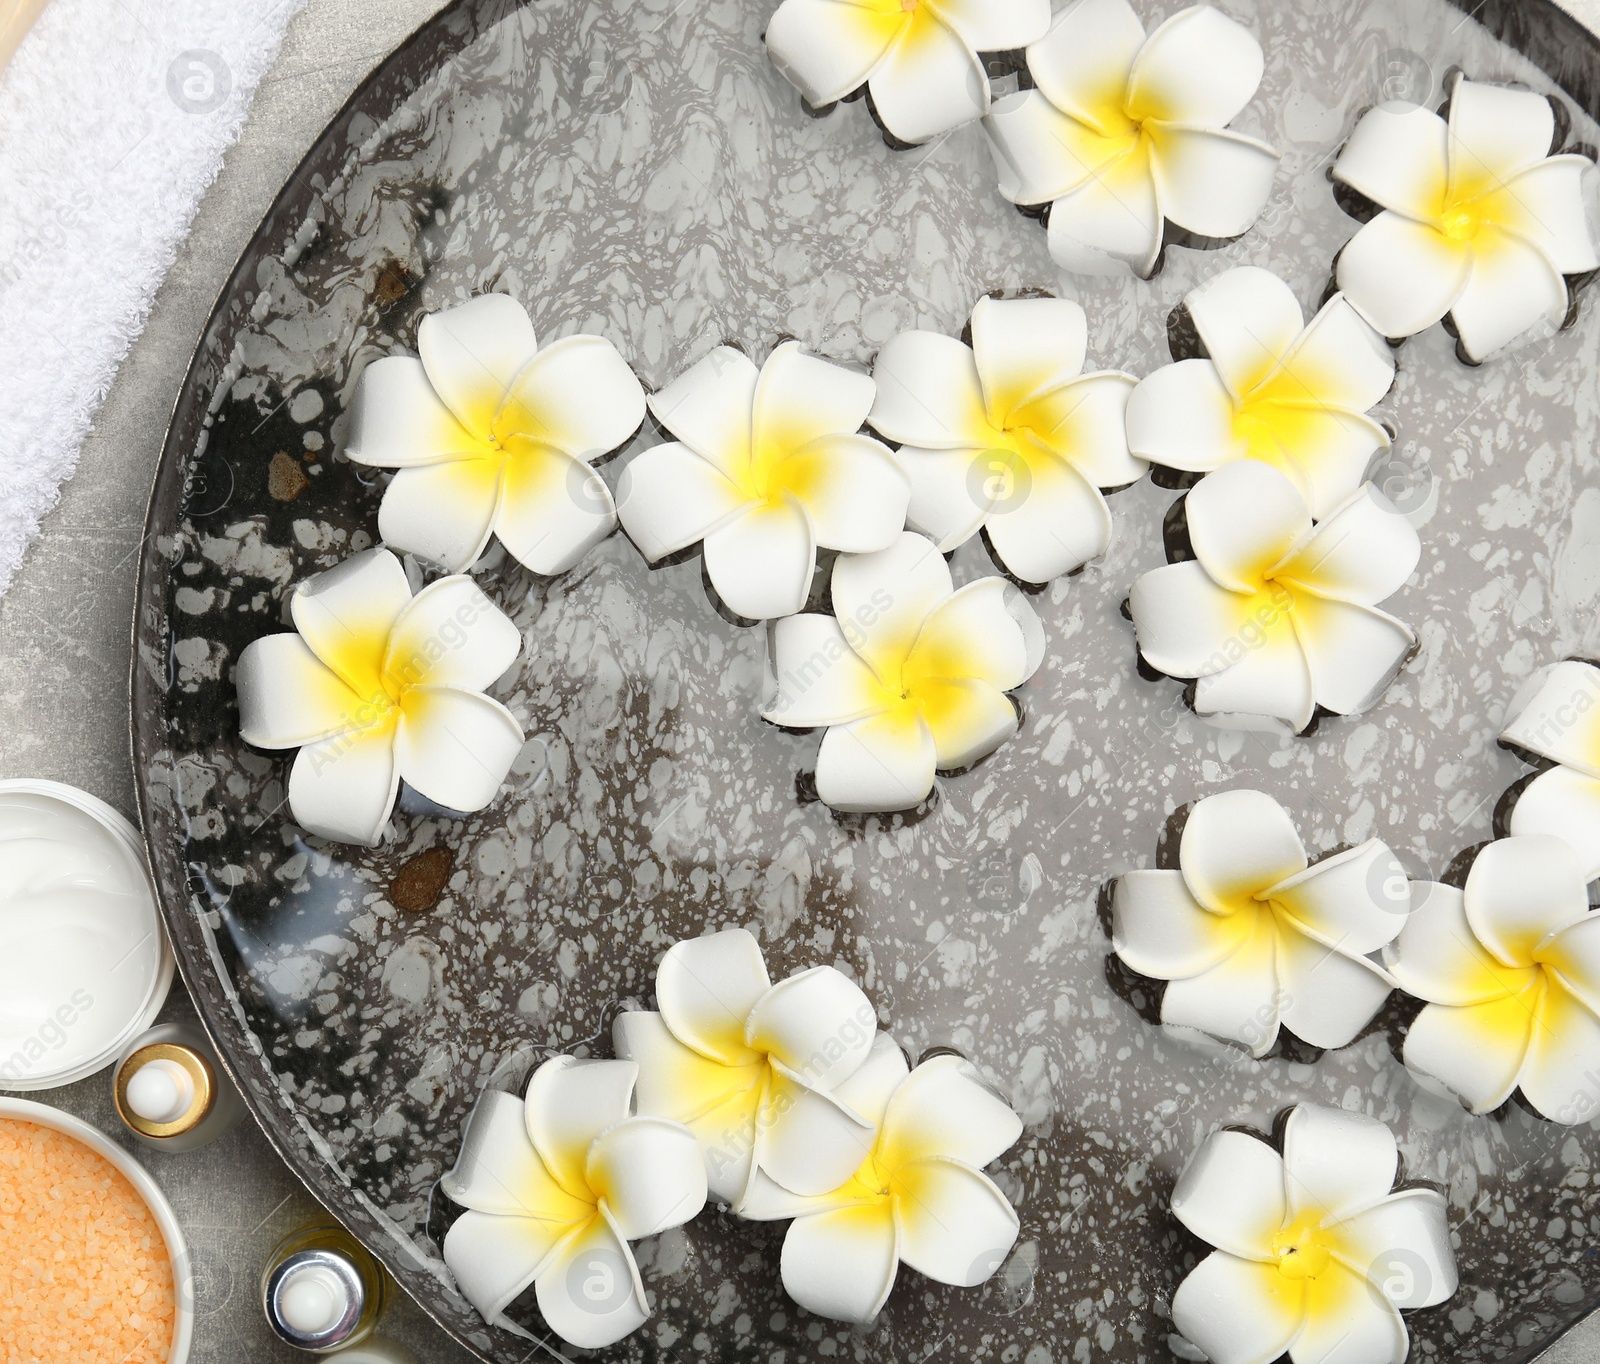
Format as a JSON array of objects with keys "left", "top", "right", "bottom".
[
  {"left": 261, "top": 1223, "right": 388, "bottom": 1353},
  {"left": 111, "top": 1021, "right": 245, "bottom": 1152}
]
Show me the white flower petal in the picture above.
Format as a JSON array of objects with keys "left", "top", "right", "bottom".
[
  {"left": 1403, "top": 983, "right": 1543, "bottom": 1114},
  {"left": 764, "top": 0, "right": 901, "bottom": 106},
  {"left": 1170, "top": 1128, "right": 1286, "bottom": 1260},
  {"left": 738, "top": 1167, "right": 869, "bottom": 1222},
  {"left": 1171, "top": 1250, "right": 1304, "bottom": 1364},
  {"left": 815, "top": 711, "right": 939, "bottom": 813},
  {"left": 1181, "top": 789, "right": 1308, "bottom": 913},
  {"left": 656, "top": 928, "right": 771, "bottom": 1067},
  {"left": 649, "top": 346, "right": 758, "bottom": 482},
  {"left": 908, "top": 577, "right": 1033, "bottom": 691},
  {"left": 1266, "top": 294, "right": 1397, "bottom": 414},
  {"left": 1289, "top": 594, "right": 1415, "bottom": 718},
  {"left": 691, "top": 1087, "right": 765, "bottom": 1206},
  {"left": 1510, "top": 766, "right": 1600, "bottom": 883},
  {"left": 757, "top": 1073, "right": 876, "bottom": 1197},
  {"left": 831, "top": 1031, "right": 911, "bottom": 1130},
  {"left": 1125, "top": 359, "right": 1244, "bottom": 473},
  {"left": 983, "top": 90, "right": 1125, "bottom": 205},
  {"left": 346, "top": 355, "right": 479, "bottom": 468},
  {"left": 781, "top": 1202, "right": 900, "bottom": 1324},
  {"left": 1449, "top": 226, "right": 1568, "bottom": 362},
  {"left": 525, "top": 1056, "right": 639, "bottom": 1199},
  {"left": 1160, "top": 909, "right": 1281, "bottom": 1055},
  {"left": 443, "top": 1209, "right": 563, "bottom": 1327},
  {"left": 1016, "top": 372, "right": 1143, "bottom": 488},
  {"left": 1147, "top": 124, "right": 1280, "bottom": 240},
  {"left": 1267, "top": 841, "right": 1410, "bottom": 957},
  {"left": 1518, "top": 979, "right": 1600, "bottom": 1124},
  {"left": 290, "top": 548, "right": 414, "bottom": 695},
  {"left": 418, "top": 294, "right": 538, "bottom": 437},
  {"left": 754, "top": 342, "right": 876, "bottom": 456},
  {"left": 1185, "top": 266, "right": 1307, "bottom": 402},
  {"left": 1275, "top": 925, "right": 1394, "bottom": 1050},
  {"left": 1501, "top": 660, "right": 1600, "bottom": 775},
  {"left": 766, "top": 614, "right": 891, "bottom": 727},
  {"left": 921, "top": 678, "right": 1020, "bottom": 770},
  {"left": 866, "top": 9, "right": 989, "bottom": 144},
  {"left": 1495, "top": 156, "right": 1600, "bottom": 275},
  {"left": 702, "top": 497, "right": 817, "bottom": 621},
  {"left": 893, "top": 1157, "right": 1019, "bottom": 1286},
  {"left": 1276, "top": 484, "right": 1419, "bottom": 604},
  {"left": 586, "top": 1116, "right": 707, "bottom": 1239},
  {"left": 746, "top": 964, "right": 876, "bottom": 1089},
  {"left": 1464, "top": 835, "right": 1588, "bottom": 969},
  {"left": 869, "top": 330, "right": 992, "bottom": 450},
  {"left": 1047, "top": 142, "right": 1164, "bottom": 277},
  {"left": 930, "top": 0, "right": 1051, "bottom": 52},
  {"left": 615, "top": 441, "right": 749, "bottom": 563},
  {"left": 879, "top": 1054, "right": 1022, "bottom": 1171},
  {"left": 831, "top": 531, "right": 954, "bottom": 678},
  {"left": 1333, "top": 102, "right": 1449, "bottom": 223},
  {"left": 1281, "top": 1103, "right": 1396, "bottom": 1223},
  {"left": 1185, "top": 461, "right": 1311, "bottom": 596},
  {"left": 379, "top": 458, "right": 501, "bottom": 573},
  {"left": 970, "top": 295, "right": 1088, "bottom": 428},
  {"left": 393, "top": 687, "right": 522, "bottom": 813},
  {"left": 385, "top": 576, "right": 521, "bottom": 694},
  {"left": 984, "top": 454, "right": 1112, "bottom": 582},
  {"left": 900, "top": 444, "right": 991, "bottom": 549},
  {"left": 496, "top": 445, "right": 617, "bottom": 575},
  {"left": 443, "top": 1090, "right": 592, "bottom": 1222},
  {"left": 1286, "top": 1261, "right": 1408, "bottom": 1364},
  {"left": 1335, "top": 1189, "right": 1458, "bottom": 1309},
  {"left": 1336, "top": 212, "right": 1471, "bottom": 341},
  {"left": 1112, "top": 868, "right": 1255, "bottom": 980},
  {"left": 775, "top": 434, "right": 911, "bottom": 553},
  {"left": 1384, "top": 882, "right": 1527, "bottom": 1007},
  {"left": 1022, "top": 0, "right": 1145, "bottom": 133},
  {"left": 498, "top": 334, "right": 645, "bottom": 461},
  {"left": 288, "top": 723, "right": 399, "bottom": 847},
  {"left": 533, "top": 1209, "right": 649, "bottom": 1351},
  {"left": 1126, "top": 560, "right": 1258, "bottom": 680},
  {"left": 1126, "top": 5, "right": 1264, "bottom": 128},
  {"left": 612, "top": 1010, "right": 763, "bottom": 1127},
  {"left": 1448, "top": 79, "right": 1556, "bottom": 197},
  {"left": 1191, "top": 614, "right": 1316, "bottom": 734},
  {"left": 237, "top": 634, "right": 367, "bottom": 749},
  {"left": 1241, "top": 406, "right": 1390, "bottom": 523}
]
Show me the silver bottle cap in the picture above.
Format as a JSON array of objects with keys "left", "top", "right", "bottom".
[{"left": 263, "top": 1246, "right": 366, "bottom": 1349}]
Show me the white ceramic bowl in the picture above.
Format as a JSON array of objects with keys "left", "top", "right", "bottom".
[{"left": 0, "top": 1096, "right": 194, "bottom": 1363}]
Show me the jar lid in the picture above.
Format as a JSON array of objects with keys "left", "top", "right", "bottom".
[
  {"left": 115, "top": 1043, "right": 215, "bottom": 1138},
  {"left": 264, "top": 1247, "right": 366, "bottom": 1349},
  {"left": 0, "top": 779, "right": 174, "bottom": 1090}
]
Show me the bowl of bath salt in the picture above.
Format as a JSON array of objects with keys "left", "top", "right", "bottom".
[{"left": 0, "top": 1096, "right": 192, "bottom": 1363}]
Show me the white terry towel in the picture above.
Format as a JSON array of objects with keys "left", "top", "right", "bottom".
[{"left": 0, "top": 0, "right": 307, "bottom": 595}]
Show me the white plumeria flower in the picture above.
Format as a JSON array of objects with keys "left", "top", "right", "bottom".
[
  {"left": 614, "top": 928, "right": 886, "bottom": 1208},
  {"left": 984, "top": 0, "right": 1280, "bottom": 278},
  {"left": 439, "top": 1057, "right": 707, "bottom": 1349},
  {"left": 236, "top": 548, "right": 524, "bottom": 847},
  {"left": 1127, "top": 461, "right": 1420, "bottom": 733},
  {"left": 1113, "top": 790, "right": 1409, "bottom": 1055},
  {"left": 765, "top": 0, "right": 1051, "bottom": 146},
  {"left": 345, "top": 294, "right": 646, "bottom": 574},
  {"left": 1333, "top": 76, "right": 1599, "bottom": 361},
  {"left": 764, "top": 532, "right": 1044, "bottom": 813},
  {"left": 1171, "top": 1104, "right": 1456, "bottom": 1364},
  {"left": 1498, "top": 659, "right": 1600, "bottom": 879},
  {"left": 1127, "top": 267, "right": 1397, "bottom": 519},
  {"left": 738, "top": 1049, "right": 1024, "bottom": 1325},
  {"left": 868, "top": 295, "right": 1142, "bottom": 583},
  {"left": 1387, "top": 836, "right": 1600, "bottom": 1124},
  {"left": 616, "top": 343, "right": 911, "bottom": 622}
]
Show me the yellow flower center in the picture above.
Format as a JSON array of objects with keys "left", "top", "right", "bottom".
[
  {"left": 1271, "top": 1212, "right": 1333, "bottom": 1282},
  {"left": 1441, "top": 206, "right": 1479, "bottom": 242}
]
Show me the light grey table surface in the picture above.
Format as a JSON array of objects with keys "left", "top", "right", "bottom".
[{"left": 1, "top": 0, "right": 1599, "bottom": 1360}]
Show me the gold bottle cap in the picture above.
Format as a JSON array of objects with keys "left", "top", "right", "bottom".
[{"left": 114, "top": 1042, "right": 215, "bottom": 1138}]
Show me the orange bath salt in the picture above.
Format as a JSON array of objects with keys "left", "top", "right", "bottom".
[{"left": 0, "top": 1118, "right": 175, "bottom": 1364}]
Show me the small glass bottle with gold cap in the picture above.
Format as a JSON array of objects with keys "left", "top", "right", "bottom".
[
  {"left": 261, "top": 1223, "right": 388, "bottom": 1353},
  {"left": 112, "top": 1021, "right": 246, "bottom": 1152}
]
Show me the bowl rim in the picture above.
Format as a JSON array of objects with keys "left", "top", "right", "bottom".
[{"left": 0, "top": 1094, "right": 195, "bottom": 1364}]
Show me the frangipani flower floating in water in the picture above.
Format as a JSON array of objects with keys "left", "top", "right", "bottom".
[
  {"left": 738, "top": 1050, "right": 1024, "bottom": 1325},
  {"left": 1387, "top": 836, "right": 1600, "bottom": 1124},
  {"left": 1333, "top": 76, "right": 1599, "bottom": 362},
  {"left": 1127, "top": 267, "right": 1396, "bottom": 518},
  {"left": 346, "top": 293, "right": 646, "bottom": 574},
  {"left": 440, "top": 1056, "right": 707, "bottom": 1349},
  {"left": 1171, "top": 1104, "right": 1457, "bottom": 1364},
  {"left": 869, "top": 295, "right": 1142, "bottom": 582},
  {"left": 763, "top": 532, "right": 1044, "bottom": 813},
  {"left": 236, "top": 548, "right": 524, "bottom": 846},
  {"left": 765, "top": 0, "right": 1051, "bottom": 146},
  {"left": 616, "top": 342, "right": 911, "bottom": 621},
  {"left": 1112, "top": 789, "right": 1409, "bottom": 1054},
  {"left": 1127, "top": 461, "right": 1421, "bottom": 733},
  {"left": 984, "top": 0, "right": 1280, "bottom": 277},
  {"left": 1499, "top": 659, "right": 1600, "bottom": 880},
  {"left": 614, "top": 928, "right": 888, "bottom": 1208}
]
